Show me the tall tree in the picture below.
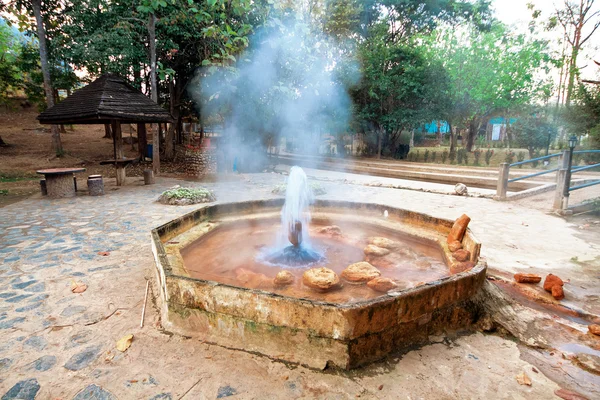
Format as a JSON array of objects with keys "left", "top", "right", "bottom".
[
  {"left": 554, "top": 0, "right": 600, "bottom": 106},
  {"left": 427, "top": 22, "right": 554, "bottom": 151},
  {"left": 31, "top": 0, "right": 62, "bottom": 153}
]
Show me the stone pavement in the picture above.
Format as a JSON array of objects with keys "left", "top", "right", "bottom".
[{"left": 0, "top": 171, "right": 598, "bottom": 399}]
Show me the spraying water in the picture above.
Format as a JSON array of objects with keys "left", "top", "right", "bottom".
[
  {"left": 281, "top": 166, "right": 312, "bottom": 247},
  {"left": 266, "top": 166, "right": 322, "bottom": 266}
]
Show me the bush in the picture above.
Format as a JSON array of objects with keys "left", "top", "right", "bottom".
[
  {"left": 485, "top": 149, "right": 494, "bottom": 165},
  {"left": 505, "top": 150, "right": 515, "bottom": 164},
  {"left": 532, "top": 150, "right": 542, "bottom": 168},
  {"left": 463, "top": 151, "right": 469, "bottom": 165},
  {"left": 473, "top": 149, "right": 482, "bottom": 166},
  {"left": 431, "top": 151, "right": 437, "bottom": 163},
  {"left": 424, "top": 149, "right": 430, "bottom": 163},
  {"left": 158, "top": 187, "right": 216, "bottom": 205},
  {"left": 449, "top": 149, "right": 456, "bottom": 164},
  {"left": 441, "top": 149, "right": 449, "bottom": 163},
  {"left": 516, "top": 152, "right": 526, "bottom": 168},
  {"left": 415, "top": 150, "right": 420, "bottom": 162},
  {"left": 457, "top": 148, "right": 465, "bottom": 164}
]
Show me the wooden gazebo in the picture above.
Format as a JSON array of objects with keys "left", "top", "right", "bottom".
[{"left": 37, "top": 73, "right": 173, "bottom": 186}]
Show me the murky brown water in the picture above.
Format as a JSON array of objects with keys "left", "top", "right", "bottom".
[{"left": 181, "top": 220, "right": 450, "bottom": 304}]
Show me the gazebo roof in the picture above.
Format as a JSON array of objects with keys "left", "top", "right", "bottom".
[{"left": 37, "top": 74, "right": 173, "bottom": 125}]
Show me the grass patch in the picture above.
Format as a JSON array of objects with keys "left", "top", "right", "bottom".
[
  {"left": 158, "top": 187, "right": 216, "bottom": 206},
  {"left": 0, "top": 172, "right": 37, "bottom": 183},
  {"left": 0, "top": 189, "right": 8, "bottom": 195}
]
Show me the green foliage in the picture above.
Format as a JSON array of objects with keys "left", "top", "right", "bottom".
[
  {"left": 532, "top": 149, "right": 542, "bottom": 168},
  {"left": 441, "top": 149, "right": 448, "bottom": 163},
  {"left": 516, "top": 151, "right": 525, "bottom": 168},
  {"left": 423, "top": 21, "right": 555, "bottom": 150},
  {"left": 431, "top": 151, "right": 437, "bottom": 163},
  {"left": 473, "top": 149, "right": 482, "bottom": 166},
  {"left": 504, "top": 150, "right": 515, "bottom": 164},
  {"left": 158, "top": 186, "right": 215, "bottom": 205},
  {"left": 511, "top": 112, "right": 558, "bottom": 158},
  {"left": 449, "top": 149, "right": 456, "bottom": 164},
  {"left": 484, "top": 149, "right": 494, "bottom": 165},
  {"left": 424, "top": 149, "right": 430, "bottom": 163},
  {"left": 456, "top": 148, "right": 465, "bottom": 164},
  {"left": 0, "top": 22, "right": 23, "bottom": 106}
]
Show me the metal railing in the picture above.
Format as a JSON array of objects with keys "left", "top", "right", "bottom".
[
  {"left": 568, "top": 161, "right": 600, "bottom": 192},
  {"left": 553, "top": 149, "right": 600, "bottom": 210},
  {"left": 495, "top": 152, "right": 564, "bottom": 200}
]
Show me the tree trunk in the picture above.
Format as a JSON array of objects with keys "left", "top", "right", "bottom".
[
  {"left": 32, "top": 0, "right": 62, "bottom": 155},
  {"left": 148, "top": 13, "right": 160, "bottom": 174},
  {"left": 103, "top": 124, "right": 112, "bottom": 139},
  {"left": 165, "top": 78, "right": 176, "bottom": 160},
  {"left": 466, "top": 118, "right": 479, "bottom": 152},
  {"left": 409, "top": 130, "right": 415, "bottom": 148},
  {"left": 377, "top": 129, "right": 382, "bottom": 159},
  {"left": 449, "top": 121, "right": 456, "bottom": 154},
  {"left": 565, "top": 22, "right": 582, "bottom": 107}
]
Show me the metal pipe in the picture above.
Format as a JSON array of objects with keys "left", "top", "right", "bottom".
[
  {"left": 508, "top": 167, "right": 559, "bottom": 182},
  {"left": 569, "top": 180, "right": 600, "bottom": 191},
  {"left": 573, "top": 150, "right": 600, "bottom": 154},
  {"left": 571, "top": 163, "right": 600, "bottom": 174},
  {"left": 509, "top": 152, "right": 561, "bottom": 167}
]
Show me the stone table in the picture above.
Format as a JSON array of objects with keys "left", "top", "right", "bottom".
[{"left": 36, "top": 168, "right": 86, "bottom": 198}]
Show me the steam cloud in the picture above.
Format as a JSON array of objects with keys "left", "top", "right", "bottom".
[{"left": 190, "top": 16, "right": 359, "bottom": 172}]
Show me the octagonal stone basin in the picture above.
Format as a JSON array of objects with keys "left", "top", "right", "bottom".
[{"left": 151, "top": 199, "right": 486, "bottom": 369}]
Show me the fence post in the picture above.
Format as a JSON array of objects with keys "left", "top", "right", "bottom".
[
  {"left": 495, "top": 162, "right": 509, "bottom": 200},
  {"left": 553, "top": 168, "right": 568, "bottom": 210},
  {"left": 560, "top": 149, "right": 571, "bottom": 169}
]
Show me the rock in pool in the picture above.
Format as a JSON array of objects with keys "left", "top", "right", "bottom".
[
  {"left": 318, "top": 225, "right": 342, "bottom": 236},
  {"left": 274, "top": 270, "right": 295, "bottom": 286},
  {"left": 235, "top": 268, "right": 272, "bottom": 289},
  {"left": 341, "top": 262, "right": 381, "bottom": 283},
  {"left": 367, "top": 277, "right": 398, "bottom": 292},
  {"left": 367, "top": 237, "right": 399, "bottom": 250},
  {"left": 364, "top": 245, "right": 390, "bottom": 257},
  {"left": 302, "top": 268, "right": 340, "bottom": 291}
]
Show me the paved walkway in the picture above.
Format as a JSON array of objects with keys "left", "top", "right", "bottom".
[{"left": 0, "top": 172, "right": 598, "bottom": 399}]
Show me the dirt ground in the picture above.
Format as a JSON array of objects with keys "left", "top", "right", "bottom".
[{"left": 0, "top": 105, "right": 176, "bottom": 207}]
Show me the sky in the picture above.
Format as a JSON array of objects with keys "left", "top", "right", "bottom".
[{"left": 492, "top": 0, "right": 600, "bottom": 81}]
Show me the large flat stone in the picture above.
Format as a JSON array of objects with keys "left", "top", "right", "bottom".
[
  {"left": 1, "top": 378, "right": 40, "bottom": 400},
  {"left": 72, "top": 384, "right": 116, "bottom": 400},
  {"left": 64, "top": 345, "right": 102, "bottom": 371}
]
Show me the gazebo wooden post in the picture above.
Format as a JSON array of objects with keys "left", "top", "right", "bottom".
[
  {"left": 137, "top": 122, "right": 147, "bottom": 160},
  {"left": 111, "top": 120, "right": 125, "bottom": 186},
  {"left": 153, "top": 123, "right": 160, "bottom": 175}
]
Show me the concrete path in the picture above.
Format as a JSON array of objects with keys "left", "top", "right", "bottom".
[{"left": 0, "top": 172, "right": 597, "bottom": 399}]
